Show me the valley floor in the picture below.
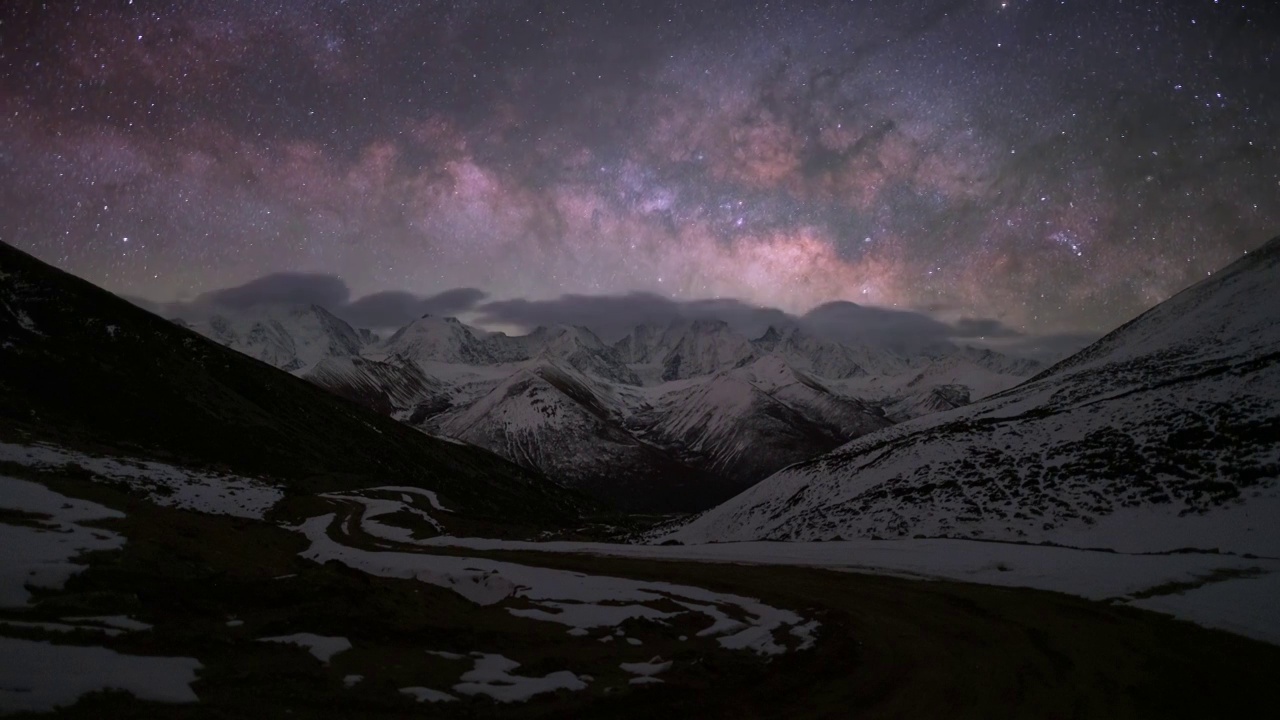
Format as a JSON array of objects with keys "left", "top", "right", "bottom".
[
  {"left": 412, "top": 531, "right": 1280, "bottom": 646},
  {"left": 3, "top": 454, "right": 1279, "bottom": 718}
]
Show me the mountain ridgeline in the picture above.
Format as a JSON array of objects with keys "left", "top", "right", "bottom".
[{"left": 171, "top": 293, "right": 1042, "bottom": 511}]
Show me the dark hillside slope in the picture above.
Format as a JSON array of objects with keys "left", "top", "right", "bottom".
[{"left": 0, "top": 241, "right": 585, "bottom": 524}]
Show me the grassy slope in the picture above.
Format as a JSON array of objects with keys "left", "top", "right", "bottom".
[
  {"left": 7, "top": 466, "right": 1278, "bottom": 720},
  {"left": 0, "top": 241, "right": 586, "bottom": 525}
]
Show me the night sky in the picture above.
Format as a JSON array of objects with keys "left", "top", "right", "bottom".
[{"left": 2, "top": 0, "right": 1277, "bottom": 352}]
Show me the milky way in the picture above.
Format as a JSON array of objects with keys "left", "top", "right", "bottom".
[{"left": 2, "top": 0, "right": 1276, "bottom": 346}]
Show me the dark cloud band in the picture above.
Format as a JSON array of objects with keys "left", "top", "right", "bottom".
[
  {"left": 145, "top": 272, "right": 1072, "bottom": 356},
  {"left": 135, "top": 274, "right": 488, "bottom": 330}
]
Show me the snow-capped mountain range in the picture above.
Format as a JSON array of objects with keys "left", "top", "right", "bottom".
[
  {"left": 667, "top": 237, "right": 1280, "bottom": 555},
  {"left": 177, "top": 302, "right": 1042, "bottom": 511}
]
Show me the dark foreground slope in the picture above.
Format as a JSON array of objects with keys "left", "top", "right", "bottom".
[
  {"left": 674, "top": 236, "right": 1280, "bottom": 548},
  {"left": 0, "top": 241, "right": 585, "bottom": 525}
]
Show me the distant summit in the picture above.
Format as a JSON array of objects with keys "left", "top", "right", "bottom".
[{"left": 193, "top": 304, "right": 363, "bottom": 373}]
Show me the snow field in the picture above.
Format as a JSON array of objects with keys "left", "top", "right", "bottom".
[{"left": 0, "top": 442, "right": 283, "bottom": 519}]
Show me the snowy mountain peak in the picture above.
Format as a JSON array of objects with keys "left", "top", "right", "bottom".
[
  {"left": 646, "top": 365, "right": 882, "bottom": 486},
  {"left": 612, "top": 323, "right": 668, "bottom": 364},
  {"left": 514, "top": 325, "right": 640, "bottom": 385},
  {"left": 186, "top": 304, "right": 363, "bottom": 373},
  {"left": 753, "top": 326, "right": 784, "bottom": 349},
  {"left": 376, "top": 313, "right": 492, "bottom": 365},
  {"left": 659, "top": 320, "right": 756, "bottom": 381}
]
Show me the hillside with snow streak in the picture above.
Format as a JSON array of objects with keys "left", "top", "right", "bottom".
[{"left": 670, "top": 237, "right": 1280, "bottom": 555}]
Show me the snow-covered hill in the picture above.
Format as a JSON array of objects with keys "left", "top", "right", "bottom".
[
  {"left": 646, "top": 372, "right": 835, "bottom": 482},
  {"left": 733, "top": 355, "right": 890, "bottom": 438},
  {"left": 429, "top": 360, "right": 726, "bottom": 511},
  {"left": 303, "top": 356, "right": 449, "bottom": 417},
  {"left": 641, "top": 355, "right": 890, "bottom": 485},
  {"left": 668, "top": 237, "right": 1280, "bottom": 554}
]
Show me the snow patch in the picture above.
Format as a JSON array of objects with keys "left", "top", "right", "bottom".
[
  {"left": 426, "top": 650, "right": 466, "bottom": 660},
  {"left": 0, "top": 442, "right": 283, "bottom": 519},
  {"left": 64, "top": 615, "right": 152, "bottom": 632},
  {"left": 410, "top": 532, "right": 1280, "bottom": 646},
  {"left": 295, "top": 514, "right": 815, "bottom": 655},
  {"left": 0, "top": 620, "right": 122, "bottom": 637},
  {"left": 452, "top": 653, "right": 587, "bottom": 703},
  {"left": 0, "top": 475, "right": 126, "bottom": 607},
  {"left": 1128, "top": 571, "right": 1280, "bottom": 646},
  {"left": 257, "top": 633, "right": 352, "bottom": 664},
  {"left": 368, "top": 486, "right": 454, "bottom": 513},
  {"left": 507, "top": 601, "right": 675, "bottom": 629},
  {"left": 790, "top": 620, "right": 820, "bottom": 650},
  {"left": 400, "top": 686, "right": 457, "bottom": 703},
  {"left": 620, "top": 657, "right": 671, "bottom": 679},
  {"left": 0, "top": 637, "right": 201, "bottom": 713},
  {"left": 319, "top": 489, "right": 446, "bottom": 539},
  {"left": 11, "top": 307, "right": 39, "bottom": 334}
]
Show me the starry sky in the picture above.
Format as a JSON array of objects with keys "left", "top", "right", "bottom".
[{"left": 2, "top": 0, "right": 1277, "bottom": 353}]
